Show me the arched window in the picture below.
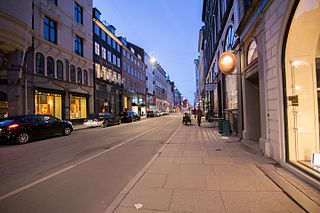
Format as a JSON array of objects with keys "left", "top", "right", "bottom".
[
  {"left": 83, "top": 70, "right": 88, "bottom": 85},
  {"left": 70, "top": 65, "right": 76, "bottom": 82},
  {"left": 247, "top": 40, "right": 258, "bottom": 64},
  {"left": 36, "top": 53, "right": 45, "bottom": 74},
  {"left": 77, "top": 67, "right": 82, "bottom": 83},
  {"left": 57, "top": 60, "right": 64, "bottom": 79},
  {"left": 47, "top": 56, "right": 55, "bottom": 77},
  {"left": 224, "top": 26, "right": 235, "bottom": 51}
]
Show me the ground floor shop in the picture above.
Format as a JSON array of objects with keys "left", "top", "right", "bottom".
[{"left": 123, "top": 91, "right": 146, "bottom": 116}]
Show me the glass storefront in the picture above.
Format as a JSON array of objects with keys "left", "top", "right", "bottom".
[
  {"left": 284, "top": 0, "right": 320, "bottom": 176},
  {"left": 35, "top": 91, "right": 62, "bottom": 119},
  {"left": 70, "top": 95, "right": 87, "bottom": 119}
]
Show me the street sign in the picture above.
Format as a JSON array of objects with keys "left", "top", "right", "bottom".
[{"left": 205, "top": 83, "right": 216, "bottom": 91}]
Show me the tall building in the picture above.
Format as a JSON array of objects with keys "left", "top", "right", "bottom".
[
  {"left": 0, "top": 0, "right": 33, "bottom": 118},
  {"left": 166, "top": 76, "right": 174, "bottom": 112},
  {"left": 120, "top": 38, "right": 147, "bottom": 116},
  {"left": 201, "top": 0, "right": 320, "bottom": 186},
  {"left": 153, "top": 62, "right": 167, "bottom": 112},
  {"left": 144, "top": 52, "right": 156, "bottom": 112},
  {"left": 93, "top": 8, "right": 122, "bottom": 115},
  {"left": 0, "top": 0, "right": 94, "bottom": 120}
]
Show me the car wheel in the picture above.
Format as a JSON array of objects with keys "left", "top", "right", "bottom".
[
  {"left": 63, "top": 126, "right": 72, "bottom": 135},
  {"left": 16, "top": 132, "right": 30, "bottom": 144},
  {"left": 102, "top": 121, "right": 108, "bottom": 128}
]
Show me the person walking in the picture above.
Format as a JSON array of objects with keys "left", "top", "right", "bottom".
[{"left": 196, "top": 108, "right": 202, "bottom": 126}]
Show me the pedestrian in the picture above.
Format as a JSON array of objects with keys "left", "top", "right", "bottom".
[{"left": 196, "top": 108, "right": 202, "bottom": 126}]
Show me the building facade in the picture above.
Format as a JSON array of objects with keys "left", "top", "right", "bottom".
[
  {"left": 121, "top": 39, "right": 146, "bottom": 116},
  {"left": 1, "top": 0, "right": 94, "bottom": 121},
  {"left": 93, "top": 8, "right": 122, "bottom": 115},
  {"left": 153, "top": 62, "right": 167, "bottom": 112},
  {"left": 166, "top": 77, "right": 174, "bottom": 112},
  {"left": 144, "top": 52, "right": 156, "bottom": 112},
  {"left": 201, "top": 0, "right": 320, "bottom": 187}
]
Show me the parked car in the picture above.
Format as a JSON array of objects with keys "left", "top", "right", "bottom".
[
  {"left": 154, "top": 111, "right": 161, "bottom": 117},
  {"left": 129, "top": 112, "right": 141, "bottom": 121},
  {"left": 147, "top": 111, "right": 156, "bottom": 118},
  {"left": 162, "top": 110, "right": 169, "bottom": 115},
  {"left": 83, "top": 113, "right": 120, "bottom": 128},
  {"left": 118, "top": 111, "right": 141, "bottom": 123},
  {"left": 0, "top": 115, "right": 73, "bottom": 144}
]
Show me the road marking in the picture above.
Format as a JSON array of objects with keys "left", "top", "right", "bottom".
[
  {"left": 0, "top": 120, "right": 176, "bottom": 201},
  {"left": 104, "top": 123, "right": 182, "bottom": 213}
]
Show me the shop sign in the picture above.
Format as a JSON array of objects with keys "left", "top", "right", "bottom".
[
  {"left": 288, "top": 95, "right": 299, "bottom": 106},
  {"left": 205, "top": 83, "right": 216, "bottom": 91}
]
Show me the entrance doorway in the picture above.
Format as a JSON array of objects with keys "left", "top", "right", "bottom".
[{"left": 244, "top": 71, "right": 261, "bottom": 141}]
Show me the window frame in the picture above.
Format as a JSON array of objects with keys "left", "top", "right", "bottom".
[
  {"left": 36, "top": 52, "right": 45, "bottom": 75},
  {"left": 44, "top": 16, "right": 57, "bottom": 44},
  {"left": 47, "top": 56, "right": 55, "bottom": 77},
  {"left": 74, "top": 1, "right": 83, "bottom": 24},
  {"left": 74, "top": 35, "right": 83, "bottom": 56},
  {"left": 57, "top": 60, "right": 64, "bottom": 80}
]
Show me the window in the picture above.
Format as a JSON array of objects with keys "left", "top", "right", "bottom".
[
  {"left": 95, "top": 42, "right": 100, "bottom": 55},
  {"left": 83, "top": 70, "right": 88, "bottom": 85},
  {"left": 35, "top": 91, "right": 62, "bottom": 119},
  {"left": 44, "top": 17, "right": 57, "bottom": 44},
  {"left": 117, "top": 57, "right": 121, "bottom": 68},
  {"left": 57, "top": 60, "right": 64, "bottom": 79},
  {"left": 117, "top": 43, "right": 120, "bottom": 52},
  {"left": 128, "top": 65, "right": 130, "bottom": 74},
  {"left": 50, "top": 0, "right": 57, "bottom": 5},
  {"left": 107, "top": 35, "right": 111, "bottom": 45},
  {"left": 101, "top": 47, "right": 106, "bottom": 59},
  {"left": 74, "top": 35, "right": 83, "bottom": 56},
  {"left": 70, "top": 95, "right": 87, "bottom": 119},
  {"left": 70, "top": 65, "right": 76, "bottom": 82},
  {"left": 95, "top": 63, "right": 101, "bottom": 78},
  {"left": 36, "top": 53, "right": 45, "bottom": 74},
  {"left": 107, "top": 51, "right": 112, "bottom": 62},
  {"left": 101, "top": 30, "right": 106, "bottom": 41},
  {"left": 112, "top": 39, "right": 116, "bottom": 49},
  {"left": 123, "top": 62, "right": 126, "bottom": 71},
  {"left": 112, "top": 54, "right": 116, "bottom": 65},
  {"left": 102, "top": 66, "right": 107, "bottom": 79},
  {"left": 247, "top": 40, "right": 258, "bottom": 64},
  {"left": 74, "top": 2, "right": 83, "bottom": 24},
  {"left": 123, "top": 50, "right": 126, "bottom": 57},
  {"left": 77, "top": 67, "right": 82, "bottom": 83},
  {"left": 47, "top": 56, "right": 55, "bottom": 77},
  {"left": 94, "top": 24, "right": 100, "bottom": 36}
]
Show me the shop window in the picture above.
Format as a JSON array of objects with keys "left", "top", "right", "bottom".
[
  {"left": 84, "top": 70, "right": 88, "bottom": 85},
  {"left": 0, "top": 92, "right": 8, "bottom": 118},
  {"left": 36, "top": 53, "right": 45, "bottom": 74},
  {"left": 70, "top": 65, "right": 76, "bottom": 82},
  {"left": 57, "top": 60, "right": 64, "bottom": 79},
  {"left": 47, "top": 56, "right": 55, "bottom": 77},
  {"left": 35, "top": 91, "right": 62, "bottom": 119},
  {"left": 247, "top": 40, "right": 258, "bottom": 64},
  {"left": 70, "top": 95, "right": 87, "bottom": 119},
  {"left": 284, "top": 0, "right": 320, "bottom": 176}
]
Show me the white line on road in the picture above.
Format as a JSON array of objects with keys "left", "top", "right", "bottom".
[{"left": 0, "top": 120, "right": 175, "bottom": 201}]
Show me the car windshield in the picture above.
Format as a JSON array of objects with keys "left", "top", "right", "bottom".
[
  {"left": 99, "top": 113, "right": 113, "bottom": 118},
  {"left": 0, "top": 119, "right": 14, "bottom": 126}
]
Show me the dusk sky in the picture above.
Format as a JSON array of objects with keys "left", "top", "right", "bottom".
[{"left": 93, "top": 0, "right": 203, "bottom": 104}]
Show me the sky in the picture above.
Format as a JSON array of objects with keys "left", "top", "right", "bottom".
[{"left": 93, "top": 0, "right": 203, "bottom": 105}]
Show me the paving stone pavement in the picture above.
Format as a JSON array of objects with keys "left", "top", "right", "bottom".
[{"left": 110, "top": 121, "right": 307, "bottom": 213}]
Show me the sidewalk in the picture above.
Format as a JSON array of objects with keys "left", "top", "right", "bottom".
[{"left": 107, "top": 120, "right": 320, "bottom": 213}]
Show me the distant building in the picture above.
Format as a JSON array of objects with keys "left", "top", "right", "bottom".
[
  {"left": 152, "top": 62, "right": 167, "bottom": 111},
  {"left": 144, "top": 53, "right": 156, "bottom": 112},
  {"left": 93, "top": 8, "right": 122, "bottom": 115},
  {"left": 0, "top": 0, "right": 94, "bottom": 120},
  {"left": 174, "top": 87, "right": 182, "bottom": 111},
  {"left": 166, "top": 77, "right": 174, "bottom": 112}
]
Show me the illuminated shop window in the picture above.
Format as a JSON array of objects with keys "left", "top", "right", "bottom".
[
  {"left": 70, "top": 95, "right": 87, "bottom": 119},
  {"left": 35, "top": 91, "right": 62, "bottom": 119},
  {"left": 284, "top": 0, "right": 320, "bottom": 176}
]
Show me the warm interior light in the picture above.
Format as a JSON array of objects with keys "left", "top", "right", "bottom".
[{"left": 219, "top": 51, "right": 237, "bottom": 74}]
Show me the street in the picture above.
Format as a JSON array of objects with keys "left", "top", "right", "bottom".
[{"left": 0, "top": 114, "right": 181, "bottom": 213}]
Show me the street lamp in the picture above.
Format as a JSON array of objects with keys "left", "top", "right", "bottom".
[{"left": 218, "top": 51, "right": 237, "bottom": 75}]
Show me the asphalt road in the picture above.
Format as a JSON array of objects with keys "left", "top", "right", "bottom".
[{"left": 0, "top": 114, "right": 181, "bottom": 213}]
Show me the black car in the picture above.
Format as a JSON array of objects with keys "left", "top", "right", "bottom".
[
  {"left": 118, "top": 111, "right": 141, "bottom": 123},
  {"left": 0, "top": 115, "right": 73, "bottom": 144},
  {"left": 147, "top": 111, "right": 156, "bottom": 118}
]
